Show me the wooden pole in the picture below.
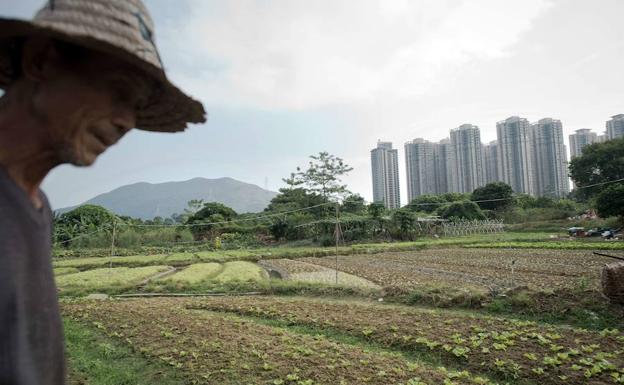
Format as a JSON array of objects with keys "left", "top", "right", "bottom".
[
  {"left": 109, "top": 219, "right": 117, "bottom": 269},
  {"left": 335, "top": 204, "right": 339, "bottom": 285}
]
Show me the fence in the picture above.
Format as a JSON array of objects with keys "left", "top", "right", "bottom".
[{"left": 442, "top": 219, "right": 504, "bottom": 236}]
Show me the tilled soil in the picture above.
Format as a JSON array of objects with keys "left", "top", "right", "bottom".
[
  {"left": 62, "top": 299, "right": 478, "bottom": 385},
  {"left": 301, "top": 249, "right": 606, "bottom": 291},
  {"left": 190, "top": 296, "right": 624, "bottom": 385}
]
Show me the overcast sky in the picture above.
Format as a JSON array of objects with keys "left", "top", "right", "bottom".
[{"left": 3, "top": 0, "right": 623, "bottom": 209}]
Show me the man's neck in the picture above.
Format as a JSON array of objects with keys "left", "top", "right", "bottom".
[{"left": 0, "top": 93, "right": 59, "bottom": 208}]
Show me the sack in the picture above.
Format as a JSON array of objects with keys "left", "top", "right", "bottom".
[{"left": 601, "top": 261, "right": 624, "bottom": 305}]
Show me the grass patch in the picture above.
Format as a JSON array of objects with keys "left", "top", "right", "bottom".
[
  {"left": 57, "top": 266, "right": 171, "bottom": 296},
  {"left": 290, "top": 270, "right": 381, "bottom": 289},
  {"left": 395, "top": 285, "right": 488, "bottom": 309},
  {"left": 484, "top": 288, "right": 624, "bottom": 330},
  {"left": 159, "top": 263, "right": 222, "bottom": 284},
  {"left": 145, "top": 278, "right": 381, "bottom": 299},
  {"left": 213, "top": 261, "right": 267, "bottom": 282},
  {"left": 54, "top": 267, "right": 80, "bottom": 276},
  {"left": 64, "top": 318, "right": 187, "bottom": 385}
]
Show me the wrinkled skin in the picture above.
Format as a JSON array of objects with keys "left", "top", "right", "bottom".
[{"left": 0, "top": 36, "right": 153, "bottom": 206}]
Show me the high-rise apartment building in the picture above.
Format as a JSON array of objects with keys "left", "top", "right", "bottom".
[
  {"left": 371, "top": 141, "right": 400, "bottom": 209},
  {"left": 531, "top": 118, "right": 569, "bottom": 197},
  {"left": 449, "top": 124, "right": 484, "bottom": 193},
  {"left": 497, "top": 116, "right": 535, "bottom": 195},
  {"left": 433, "top": 139, "right": 454, "bottom": 194},
  {"left": 569, "top": 128, "right": 599, "bottom": 158},
  {"left": 404, "top": 138, "right": 435, "bottom": 202},
  {"left": 482, "top": 140, "right": 499, "bottom": 184},
  {"left": 606, "top": 114, "right": 624, "bottom": 140}
]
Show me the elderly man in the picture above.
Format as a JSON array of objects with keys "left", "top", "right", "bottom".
[{"left": 0, "top": 1, "right": 205, "bottom": 383}]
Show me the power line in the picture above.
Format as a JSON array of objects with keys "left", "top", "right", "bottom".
[
  {"left": 52, "top": 176, "right": 623, "bottom": 245},
  {"left": 573, "top": 177, "right": 624, "bottom": 189},
  {"left": 119, "top": 201, "right": 333, "bottom": 228}
]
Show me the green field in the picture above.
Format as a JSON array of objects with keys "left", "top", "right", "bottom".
[
  {"left": 53, "top": 235, "right": 624, "bottom": 384},
  {"left": 57, "top": 266, "right": 172, "bottom": 296},
  {"left": 53, "top": 232, "right": 621, "bottom": 271},
  {"left": 159, "top": 262, "right": 222, "bottom": 284},
  {"left": 212, "top": 261, "right": 268, "bottom": 282},
  {"left": 53, "top": 267, "right": 80, "bottom": 276},
  {"left": 57, "top": 261, "right": 272, "bottom": 296}
]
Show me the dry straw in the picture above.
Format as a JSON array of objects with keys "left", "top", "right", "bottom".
[
  {"left": 0, "top": 0, "right": 206, "bottom": 132},
  {"left": 601, "top": 261, "right": 624, "bottom": 305}
]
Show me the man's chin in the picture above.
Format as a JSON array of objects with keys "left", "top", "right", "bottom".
[
  {"left": 71, "top": 157, "right": 97, "bottom": 167},
  {"left": 58, "top": 147, "right": 99, "bottom": 167}
]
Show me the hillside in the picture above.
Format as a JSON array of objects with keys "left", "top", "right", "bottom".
[{"left": 58, "top": 177, "right": 277, "bottom": 219}]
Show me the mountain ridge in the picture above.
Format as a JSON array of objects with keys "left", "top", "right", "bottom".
[{"left": 57, "top": 177, "right": 277, "bottom": 219}]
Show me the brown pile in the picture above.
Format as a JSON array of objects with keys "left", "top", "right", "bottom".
[{"left": 601, "top": 261, "right": 624, "bottom": 304}]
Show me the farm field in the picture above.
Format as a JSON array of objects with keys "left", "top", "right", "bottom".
[
  {"left": 465, "top": 241, "right": 624, "bottom": 251},
  {"left": 52, "top": 232, "right": 594, "bottom": 270},
  {"left": 56, "top": 266, "right": 173, "bottom": 293},
  {"left": 260, "top": 258, "right": 381, "bottom": 289},
  {"left": 299, "top": 248, "right": 611, "bottom": 293},
  {"left": 57, "top": 247, "right": 608, "bottom": 296},
  {"left": 213, "top": 260, "right": 268, "bottom": 282},
  {"left": 63, "top": 298, "right": 485, "bottom": 385},
  {"left": 56, "top": 242, "right": 624, "bottom": 384},
  {"left": 54, "top": 247, "right": 621, "bottom": 323},
  {"left": 159, "top": 262, "right": 222, "bottom": 284},
  {"left": 57, "top": 261, "right": 269, "bottom": 295},
  {"left": 192, "top": 296, "right": 624, "bottom": 385}
]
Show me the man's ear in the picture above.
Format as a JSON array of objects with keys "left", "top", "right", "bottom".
[{"left": 21, "top": 37, "right": 62, "bottom": 83}]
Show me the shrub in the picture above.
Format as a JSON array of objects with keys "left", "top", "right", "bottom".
[{"left": 438, "top": 201, "right": 486, "bottom": 220}]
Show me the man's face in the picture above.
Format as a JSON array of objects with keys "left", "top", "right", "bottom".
[{"left": 27, "top": 39, "right": 153, "bottom": 166}]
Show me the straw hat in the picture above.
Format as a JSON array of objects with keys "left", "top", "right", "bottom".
[{"left": 0, "top": 0, "right": 206, "bottom": 132}]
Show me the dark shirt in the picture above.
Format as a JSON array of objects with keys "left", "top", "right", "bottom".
[{"left": 0, "top": 168, "right": 65, "bottom": 385}]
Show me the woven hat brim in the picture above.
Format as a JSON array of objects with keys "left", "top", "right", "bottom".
[{"left": 0, "top": 18, "right": 206, "bottom": 133}]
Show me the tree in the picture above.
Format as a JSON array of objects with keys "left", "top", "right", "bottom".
[
  {"left": 367, "top": 202, "right": 387, "bottom": 236},
  {"left": 170, "top": 199, "right": 205, "bottom": 224},
  {"left": 471, "top": 182, "right": 513, "bottom": 211},
  {"left": 534, "top": 196, "right": 556, "bottom": 208},
  {"left": 341, "top": 194, "right": 366, "bottom": 214},
  {"left": 268, "top": 218, "right": 290, "bottom": 241},
  {"left": 439, "top": 201, "right": 486, "bottom": 220},
  {"left": 391, "top": 208, "right": 415, "bottom": 240},
  {"left": 265, "top": 187, "right": 328, "bottom": 217},
  {"left": 569, "top": 138, "right": 624, "bottom": 200},
  {"left": 441, "top": 192, "right": 469, "bottom": 202},
  {"left": 368, "top": 202, "right": 386, "bottom": 219},
  {"left": 406, "top": 194, "right": 445, "bottom": 213},
  {"left": 264, "top": 187, "right": 330, "bottom": 241},
  {"left": 54, "top": 204, "right": 117, "bottom": 246},
  {"left": 286, "top": 152, "right": 353, "bottom": 201},
  {"left": 186, "top": 202, "right": 238, "bottom": 240},
  {"left": 595, "top": 184, "right": 624, "bottom": 221},
  {"left": 515, "top": 193, "right": 537, "bottom": 209},
  {"left": 186, "top": 199, "right": 205, "bottom": 214}
]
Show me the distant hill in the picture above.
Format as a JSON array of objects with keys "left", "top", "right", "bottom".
[{"left": 58, "top": 177, "right": 278, "bottom": 219}]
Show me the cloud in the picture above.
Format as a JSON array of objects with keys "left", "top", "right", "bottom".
[{"left": 164, "top": 0, "right": 551, "bottom": 110}]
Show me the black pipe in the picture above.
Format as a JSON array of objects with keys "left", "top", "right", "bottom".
[{"left": 593, "top": 251, "right": 624, "bottom": 261}]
